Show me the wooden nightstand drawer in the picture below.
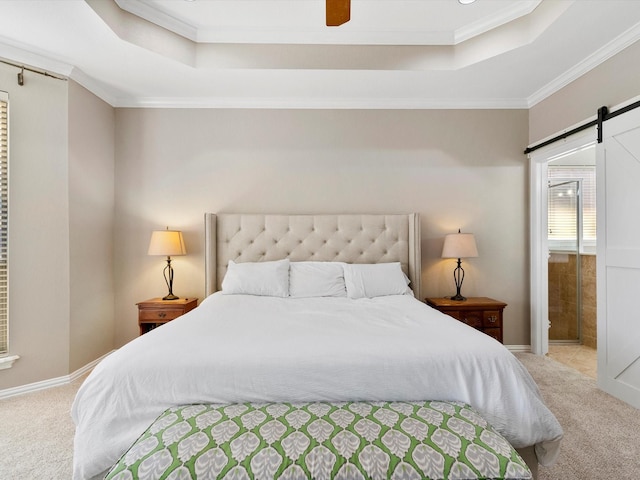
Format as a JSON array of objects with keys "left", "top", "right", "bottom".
[
  {"left": 425, "top": 297, "right": 507, "bottom": 344},
  {"left": 483, "top": 310, "right": 502, "bottom": 328},
  {"left": 458, "top": 311, "right": 483, "bottom": 329},
  {"left": 483, "top": 328, "right": 502, "bottom": 342},
  {"left": 139, "top": 308, "right": 184, "bottom": 321},
  {"left": 443, "top": 310, "right": 461, "bottom": 320},
  {"left": 136, "top": 297, "right": 198, "bottom": 335}
]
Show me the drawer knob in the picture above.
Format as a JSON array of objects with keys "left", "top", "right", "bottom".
[
  {"left": 158, "top": 312, "right": 166, "bottom": 318},
  {"left": 488, "top": 315, "right": 497, "bottom": 323}
]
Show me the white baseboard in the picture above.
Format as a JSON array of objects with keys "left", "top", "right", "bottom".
[
  {"left": 0, "top": 350, "right": 115, "bottom": 400},
  {"left": 506, "top": 345, "right": 532, "bottom": 353}
]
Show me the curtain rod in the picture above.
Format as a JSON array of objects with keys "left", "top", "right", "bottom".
[
  {"left": 524, "top": 99, "right": 640, "bottom": 155},
  {"left": 0, "top": 59, "right": 67, "bottom": 84}
]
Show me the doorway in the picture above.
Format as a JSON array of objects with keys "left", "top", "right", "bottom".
[
  {"left": 528, "top": 131, "right": 596, "bottom": 359},
  {"left": 537, "top": 143, "right": 598, "bottom": 376}
]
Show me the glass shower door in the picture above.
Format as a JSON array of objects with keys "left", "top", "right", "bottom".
[{"left": 548, "top": 180, "right": 581, "bottom": 342}]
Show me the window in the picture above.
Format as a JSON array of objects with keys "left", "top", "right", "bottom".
[
  {"left": 548, "top": 164, "right": 596, "bottom": 253},
  {"left": 0, "top": 92, "right": 7, "bottom": 356}
]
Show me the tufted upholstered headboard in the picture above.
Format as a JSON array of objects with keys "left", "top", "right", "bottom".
[{"left": 204, "top": 213, "right": 421, "bottom": 297}]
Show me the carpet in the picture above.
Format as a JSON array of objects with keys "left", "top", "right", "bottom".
[
  {"left": 0, "top": 377, "right": 80, "bottom": 479},
  {"left": 515, "top": 352, "right": 640, "bottom": 479}
]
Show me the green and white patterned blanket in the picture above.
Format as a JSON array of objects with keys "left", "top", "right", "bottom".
[{"left": 105, "top": 400, "right": 532, "bottom": 480}]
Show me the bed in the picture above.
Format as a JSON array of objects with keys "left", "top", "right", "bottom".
[{"left": 71, "top": 213, "right": 562, "bottom": 480}]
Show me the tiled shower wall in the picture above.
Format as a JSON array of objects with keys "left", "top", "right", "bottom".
[{"left": 548, "top": 253, "right": 597, "bottom": 348}]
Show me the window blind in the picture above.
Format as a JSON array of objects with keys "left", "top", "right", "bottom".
[
  {"left": 548, "top": 165, "right": 596, "bottom": 247},
  {"left": 0, "top": 93, "right": 8, "bottom": 355}
]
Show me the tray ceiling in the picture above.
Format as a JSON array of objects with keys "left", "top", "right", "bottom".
[{"left": 0, "top": 0, "right": 639, "bottom": 108}]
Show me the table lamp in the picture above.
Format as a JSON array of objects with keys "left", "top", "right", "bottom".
[
  {"left": 441, "top": 229, "right": 478, "bottom": 301},
  {"left": 148, "top": 228, "right": 186, "bottom": 300}
]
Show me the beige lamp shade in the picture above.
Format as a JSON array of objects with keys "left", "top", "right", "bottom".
[
  {"left": 147, "top": 230, "right": 187, "bottom": 257},
  {"left": 441, "top": 232, "right": 478, "bottom": 259}
]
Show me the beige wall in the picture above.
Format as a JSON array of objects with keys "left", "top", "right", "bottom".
[
  {"left": 0, "top": 68, "right": 115, "bottom": 390},
  {"left": 68, "top": 81, "right": 115, "bottom": 372},
  {"left": 114, "top": 108, "right": 531, "bottom": 346},
  {"left": 0, "top": 64, "right": 70, "bottom": 388},
  {"left": 530, "top": 40, "right": 640, "bottom": 144}
]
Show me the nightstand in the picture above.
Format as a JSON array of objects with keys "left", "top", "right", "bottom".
[
  {"left": 425, "top": 297, "right": 507, "bottom": 343},
  {"left": 136, "top": 297, "right": 198, "bottom": 335}
]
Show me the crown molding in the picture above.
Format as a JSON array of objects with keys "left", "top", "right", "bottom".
[
  {"left": 527, "top": 22, "right": 640, "bottom": 108},
  {"left": 454, "top": 0, "right": 541, "bottom": 44},
  {"left": 69, "top": 67, "right": 121, "bottom": 107},
  {"left": 0, "top": 37, "right": 73, "bottom": 77},
  {"left": 112, "top": 95, "right": 528, "bottom": 110},
  {"left": 195, "top": 27, "right": 458, "bottom": 46},
  {"left": 114, "top": 0, "right": 197, "bottom": 41},
  {"left": 0, "top": 40, "right": 124, "bottom": 106}
]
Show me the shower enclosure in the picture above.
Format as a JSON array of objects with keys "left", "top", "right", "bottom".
[{"left": 548, "top": 179, "right": 581, "bottom": 342}]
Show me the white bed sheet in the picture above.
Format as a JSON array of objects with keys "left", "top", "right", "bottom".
[{"left": 71, "top": 293, "right": 562, "bottom": 480}]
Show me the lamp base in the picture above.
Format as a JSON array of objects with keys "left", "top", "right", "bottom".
[
  {"left": 162, "top": 258, "right": 179, "bottom": 300},
  {"left": 450, "top": 258, "right": 467, "bottom": 301}
]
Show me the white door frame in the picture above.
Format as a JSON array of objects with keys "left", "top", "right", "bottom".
[{"left": 528, "top": 129, "right": 596, "bottom": 355}]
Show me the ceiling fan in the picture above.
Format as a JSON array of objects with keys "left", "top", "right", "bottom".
[
  {"left": 326, "top": 0, "right": 350, "bottom": 26},
  {"left": 325, "top": 0, "right": 478, "bottom": 27}
]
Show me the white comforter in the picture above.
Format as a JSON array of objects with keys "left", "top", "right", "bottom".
[{"left": 71, "top": 293, "right": 562, "bottom": 480}]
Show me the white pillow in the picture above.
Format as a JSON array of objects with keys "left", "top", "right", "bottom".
[
  {"left": 221, "top": 259, "right": 290, "bottom": 297},
  {"left": 289, "top": 262, "right": 347, "bottom": 298},
  {"left": 343, "top": 262, "right": 410, "bottom": 299}
]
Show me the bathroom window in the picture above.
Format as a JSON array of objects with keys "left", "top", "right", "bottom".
[{"left": 548, "top": 165, "right": 596, "bottom": 253}]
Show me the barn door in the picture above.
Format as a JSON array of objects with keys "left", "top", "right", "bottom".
[{"left": 597, "top": 106, "right": 640, "bottom": 408}]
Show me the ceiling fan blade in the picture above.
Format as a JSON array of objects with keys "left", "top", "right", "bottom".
[{"left": 326, "top": 0, "right": 350, "bottom": 26}]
